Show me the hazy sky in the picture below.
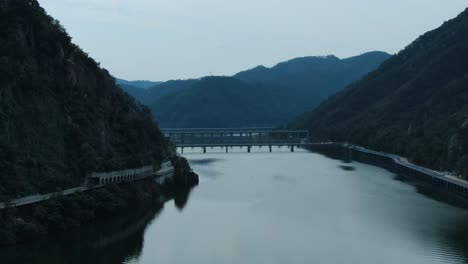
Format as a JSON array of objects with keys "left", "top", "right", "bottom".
[{"left": 39, "top": 0, "right": 467, "bottom": 81}]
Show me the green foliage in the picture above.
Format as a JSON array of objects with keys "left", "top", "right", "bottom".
[
  {"left": 0, "top": 0, "right": 171, "bottom": 197},
  {"left": 292, "top": 7, "right": 468, "bottom": 172}
]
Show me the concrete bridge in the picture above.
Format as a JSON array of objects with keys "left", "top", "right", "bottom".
[{"left": 162, "top": 127, "right": 311, "bottom": 153}]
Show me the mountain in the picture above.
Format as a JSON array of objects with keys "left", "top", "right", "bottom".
[
  {"left": 234, "top": 51, "right": 392, "bottom": 118},
  {"left": 0, "top": 0, "right": 171, "bottom": 197},
  {"left": 116, "top": 78, "right": 162, "bottom": 89},
  {"left": 150, "top": 76, "right": 288, "bottom": 128},
  {"left": 119, "top": 84, "right": 151, "bottom": 104},
  {"left": 235, "top": 52, "right": 391, "bottom": 101},
  {"left": 121, "top": 79, "right": 197, "bottom": 106},
  {"left": 143, "top": 52, "right": 390, "bottom": 128},
  {"left": 292, "top": 8, "right": 468, "bottom": 175}
]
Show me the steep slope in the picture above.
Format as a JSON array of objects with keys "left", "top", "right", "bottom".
[
  {"left": 145, "top": 52, "right": 390, "bottom": 128},
  {"left": 0, "top": 0, "right": 171, "bottom": 197},
  {"left": 150, "top": 77, "right": 286, "bottom": 128},
  {"left": 292, "top": 8, "right": 468, "bottom": 174}
]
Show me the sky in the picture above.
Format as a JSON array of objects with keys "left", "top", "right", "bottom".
[{"left": 39, "top": 0, "right": 467, "bottom": 81}]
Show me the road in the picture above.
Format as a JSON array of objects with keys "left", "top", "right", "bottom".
[{"left": 0, "top": 164, "right": 175, "bottom": 210}]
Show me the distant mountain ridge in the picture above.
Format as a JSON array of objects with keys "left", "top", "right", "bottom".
[
  {"left": 116, "top": 78, "right": 162, "bottom": 89},
  {"left": 126, "top": 51, "right": 391, "bottom": 128},
  {"left": 121, "top": 79, "right": 198, "bottom": 106},
  {"left": 292, "top": 8, "right": 468, "bottom": 175},
  {"left": 233, "top": 51, "right": 392, "bottom": 114}
]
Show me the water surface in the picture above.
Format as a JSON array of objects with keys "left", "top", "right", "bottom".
[{"left": 4, "top": 147, "right": 468, "bottom": 263}]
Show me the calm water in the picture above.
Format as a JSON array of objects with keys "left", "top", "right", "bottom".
[{"left": 4, "top": 147, "right": 468, "bottom": 264}]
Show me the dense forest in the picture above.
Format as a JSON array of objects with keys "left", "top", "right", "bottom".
[
  {"left": 234, "top": 51, "right": 391, "bottom": 112},
  {"left": 149, "top": 76, "right": 288, "bottom": 128},
  {"left": 292, "top": 8, "right": 468, "bottom": 177},
  {"left": 124, "top": 52, "right": 390, "bottom": 128},
  {"left": 0, "top": 0, "right": 172, "bottom": 198}
]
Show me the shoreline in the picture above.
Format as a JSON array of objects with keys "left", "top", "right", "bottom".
[
  {"left": 306, "top": 143, "right": 468, "bottom": 208},
  {"left": 0, "top": 156, "right": 199, "bottom": 247}
]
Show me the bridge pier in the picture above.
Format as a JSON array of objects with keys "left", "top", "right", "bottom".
[{"left": 165, "top": 128, "right": 310, "bottom": 155}]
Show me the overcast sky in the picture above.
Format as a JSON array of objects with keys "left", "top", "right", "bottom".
[{"left": 39, "top": 0, "right": 467, "bottom": 81}]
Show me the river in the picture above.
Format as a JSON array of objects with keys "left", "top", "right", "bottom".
[{"left": 3, "top": 147, "right": 468, "bottom": 263}]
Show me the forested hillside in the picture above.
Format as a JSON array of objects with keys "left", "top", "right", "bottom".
[
  {"left": 121, "top": 80, "right": 197, "bottom": 106},
  {"left": 292, "top": 8, "right": 468, "bottom": 176},
  {"left": 150, "top": 77, "right": 288, "bottom": 128},
  {"left": 234, "top": 51, "right": 391, "bottom": 111},
  {"left": 0, "top": 0, "right": 171, "bottom": 197},
  {"left": 140, "top": 52, "right": 390, "bottom": 128}
]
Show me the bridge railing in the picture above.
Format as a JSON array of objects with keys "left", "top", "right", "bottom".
[
  {"left": 163, "top": 128, "right": 310, "bottom": 147},
  {"left": 171, "top": 139, "right": 308, "bottom": 145},
  {"left": 162, "top": 127, "right": 276, "bottom": 133}
]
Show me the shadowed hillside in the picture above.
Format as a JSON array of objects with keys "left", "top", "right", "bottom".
[
  {"left": 120, "top": 80, "right": 197, "bottom": 106},
  {"left": 150, "top": 76, "right": 287, "bottom": 128},
  {"left": 234, "top": 51, "right": 391, "bottom": 111},
  {"left": 292, "top": 8, "right": 468, "bottom": 176},
  {"left": 142, "top": 52, "right": 390, "bottom": 128},
  {"left": 0, "top": 0, "right": 171, "bottom": 197}
]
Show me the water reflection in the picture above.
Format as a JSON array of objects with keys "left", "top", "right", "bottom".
[
  {"left": 1, "top": 187, "right": 195, "bottom": 264},
  {"left": 150, "top": 150, "right": 468, "bottom": 264},
  {"left": 5, "top": 149, "right": 468, "bottom": 264},
  {"left": 188, "top": 158, "right": 223, "bottom": 165},
  {"left": 272, "top": 174, "right": 296, "bottom": 184},
  {"left": 173, "top": 187, "right": 193, "bottom": 210},
  {"left": 339, "top": 164, "right": 356, "bottom": 171},
  {"left": 187, "top": 158, "right": 223, "bottom": 180},
  {"left": 447, "top": 216, "right": 468, "bottom": 263}
]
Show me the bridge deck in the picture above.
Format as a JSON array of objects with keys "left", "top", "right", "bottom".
[
  {"left": 175, "top": 142, "right": 313, "bottom": 147},
  {"left": 163, "top": 128, "right": 311, "bottom": 150}
]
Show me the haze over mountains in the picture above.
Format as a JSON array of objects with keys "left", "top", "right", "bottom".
[
  {"left": 292, "top": 7, "right": 468, "bottom": 175},
  {"left": 122, "top": 51, "right": 390, "bottom": 128}
]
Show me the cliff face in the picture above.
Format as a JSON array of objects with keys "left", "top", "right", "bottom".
[
  {"left": 0, "top": 0, "right": 171, "bottom": 197},
  {"left": 292, "top": 8, "right": 468, "bottom": 174}
]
